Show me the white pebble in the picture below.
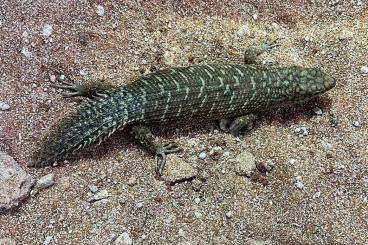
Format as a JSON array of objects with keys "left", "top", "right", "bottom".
[
  {"left": 79, "top": 69, "right": 88, "bottom": 76},
  {"left": 42, "top": 24, "right": 53, "bottom": 37},
  {"left": 135, "top": 202, "right": 143, "bottom": 209},
  {"left": 35, "top": 174, "right": 55, "bottom": 190},
  {"left": 313, "top": 107, "right": 323, "bottom": 115},
  {"left": 288, "top": 159, "right": 297, "bottom": 165},
  {"left": 0, "top": 101, "right": 10, "bottom": 111},
  {"left": 194, "top": 211, "right": 202, "bottom": 219},
  {"left": 352, "top": 121, "right": 360, "bottom": 127},
  {"left": 89, "top": 185, "right": 98, "bottom": 193},
  {"left": 178, "top": 228, "right": 185, "bottom": 237},
  {"left": 198, "top": 152, "right": 207, "bottom": 160},
  {"left": 21, "top": 47, "right": 32, "bottom": 59},
  {"left": 252, "top": 13, "right": 258, "bottom": 20},
  {"left": 313, "top": 191, "right": 321, "bottom": 199},
  {"left": 225, "top": 211, "right": 233, "bottom": 218},
  {"left": 237, "top": 24, "right": 250, "bottom": 37},
  {"left": 360, "top": 66, "right": 368, "bottom": 74},
  {"left": 96, "top": 5, "right": 105, "bottom": 16},
  {"left": 115, "top": 232, "right": 133, "bottom": 245},
  {"left": 194, "top": 197, "right": 201, "bottom": 204},
  {"left": 43, "top": 236, "right": 53, "bottom": 245},
  {"left": 295, "top": 181, "right": 304, "bottom": 189},
  {"left": 49, "top": 74, "right": 56, "bottom": 82}
]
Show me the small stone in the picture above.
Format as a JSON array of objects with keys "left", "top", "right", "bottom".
[
  {"left": 161, "top": 155, "right": 197, "bottom": 184},
  {"left": 237, "top": 24, "right": 250, "bottom": 37},
  {"left": 233, "top": 151, "right": 256, "bottom": 177},
  {"left": 288, "top": 159, "right": 297, "bottom": 165},
  {"left": 88, "top": 189, "right": 110, "bottom": 202},
  {"left": 352, "top": 121, "right": 360, "bottom": 127},
  {"left": 21, "top": 47, "right": 32, "bottom": 59},
  {"left": 115, "top": 232, "right": 133, "bottom": 245},
  {"left": 194, "top": 211, "right": 202, "bottom": 219},
  {"left": 313, "top": 107, "right": 323, "bottom": 115},
  {"left": 127, "top": 177, "right": 137, "bottom": 186},
  {"left": 194, "top": 197, "right": 201, "bottom": 204},
  {"left": 198, "top": 152, "right": 207, "bottom": 160},
  {"left": 304, "top": 36, "right": 311, "bottom": 42},
  {"left": 252, "top": 13, "right": 258, "bottom": 20},
  {"left": 313, "top": 191, "right": 321, "bottom": 199},
  {"left": 256, "top": 161, "right": 274, "bottom": 172},
  {"left": 43, "top": 236, "right": 53, "bottom": 245},
  {"left": 178, "top": 228, "right": 185, "bottom": 237},
  {"left": 162, "top": 50, "right": 176, "bottom": 65},
  {"left": 49, "top": 74, "right": 56, "bottom": 82},
  {"left": 78, "top": 32, "right": 88, "bottom": 45},
  {"left": 35, "top": 174, "right": 55, "bottom": 190},
  {"left": 295, "top": 181, "right": 304, "bottom": 189},
  {"left": 89, "top": 185, "right": 98, "bottom": 193},
  {"left": 135, "top": 202, "right": 143, "bottom": 209},
  {"left": 96, "top": 5, "right": 105, "bottom": 17},
  {"left": 294, "top": 126, "right": 309, "bottom": 137},
  {"left": 59, "top": 74, "right": 65, "bottom": 81},
  {"left": 225, "top": 211, "right": 233, "bottom": 218},
  {"left": 42, "top": 24, "right": 53, "bottom": 37},
  {"left": 0, "top": 102, "right": 10, "bottom": 111},
  {"left": 361, "top": 66, "right": 368, "bottom": 74},
  {"left": 79, "top": 69, "right": 88, "bottom": 76},
  {"left": 0, "top": 152, "right": 35, "bottom": 213},
  {"left": 0, "top": 238, "right": 16, "bottom": 245}
]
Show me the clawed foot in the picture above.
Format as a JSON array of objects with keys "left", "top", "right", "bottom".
[
  {"left": 259, "top": 39, "right": 279, "bottom": 52},
  {"left": 52, "top": 76, "right": 90, "bottom": 98},
  {"left": 155, "top": 142, "right": 180, "bottom": 176}
]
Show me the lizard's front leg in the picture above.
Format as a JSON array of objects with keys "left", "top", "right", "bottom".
[
  {"left": 131, "top": 126, "right": 180, "bottom": 176},
  {"left": 244, "top": 39, "right": 278, "bottom": 64}
]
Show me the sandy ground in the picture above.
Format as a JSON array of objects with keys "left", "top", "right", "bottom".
[{"left": 0, "top": 1, "right": 367, "bottom": 244}]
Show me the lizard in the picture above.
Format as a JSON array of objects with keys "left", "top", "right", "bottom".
[{"left": 28, "top": 41, "right": 336, "bottom": 175}]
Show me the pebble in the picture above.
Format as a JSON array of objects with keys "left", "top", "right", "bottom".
[
  {"left": 163, "top": 50, "right": 175, "bottom": 65},
  {"left": 313, "top": 107, "right": 323, "bottom": 115},
  {"left": 88, "top": 189, "right": 110, "bottom": 202},
  {"left": 0, "top": 102, "right": 10, "bottom": 111},
  {"left": 313, "top": 191, "right": 321, "bottom": 199},
  {"left": 115, "top": 232, "right": 133, "bottom": 245},
  {"left": 288, "top": 159, "right": 297, "bottom": 165},
  {"left": 79, "top": 69, "right": 88, "bottom": 76},
  {"left": 178, "top": 228, "right": 185, "bottom": 237},
  {"left": 295, "top": 175, "right": 304, "bottom": 189},
  {"left": 256, "top": 161, "right": 275, "bottom": 172},
  {"left": 49, "top": 74, "right": 56, "bottom": 82},
  {"left": 194, "top": 211, "right": 202, "bottom": 219},
  {"left": 225, "top": 211, "right": 233, "bottom": 218},
  {"left": 43, "top": 236, "right": 53, "bottom": 245},
  {"left": 198, "top": 152, "right": 207, "bottom": 160},
  {"left": 232, "top": 151, "right": 256, "bottom": 177},
  {"left": 194, "top": 197, "right": 201, "bottom": 204},
  {"left": 89, "top": 185, "right": 98, "bottom": 193},
  {"left": 237, "top": 24, "right": 250, "bottom": 37},
  {"left": 127, "top": 177, "right": 137, "bottom": 186},
  {"left": 35, "top": 174, "right": 55, "bottom": 190},
  {"left": 96, "top": 5, "right": 105, "bottom": 17},
  {"left": 161, "top": 155, "right": 197, "bottom": 184},
  {"left": 294, "top": 126, "right": 309, "bottom": 137},
  {"left": 21, "top": 47, "right": 32, "bottom": 59},
  {"left": 352, "top": 121, "right": 360, "bottom": 127},
  {"left": 135, "top": 202, "right": 144, "bottom": 209},
  {"left": 360, "top": 66, "right": 368, "bottom": 74},
  {"left": 42, "top": 24, "right": 53, "bottom": 37},
  {"left": 252, "top": 13, "right": 258, "bottom": 20},
  {"left": 0, "top": 152, "right": 35, "bottom": 212}
]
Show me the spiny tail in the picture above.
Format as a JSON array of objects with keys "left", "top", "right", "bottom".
[{"left": 29, "top": 89, "right": 140, "bottom": 167}]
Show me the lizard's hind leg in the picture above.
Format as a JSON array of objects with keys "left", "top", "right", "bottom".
[
  {"left": 220, "top": 113, "right": 258, "bottom": 136},
  {"left": 52, "top": 76, "right": 116, "bottom": 99}
]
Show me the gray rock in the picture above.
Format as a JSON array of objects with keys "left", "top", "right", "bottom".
[
  {"left": 88, "top": 189, "right": 110, "bottom": 203},
  {"left": 232, "top": 151, "right": 256, "bottom": 177},
  {"left": 31, "top": 174, "right": 55, "bottom": 196},
  {"left": 161, "top": 155, "right": 197, "bottom": 184},
  {"left": 43, "top": 236, "right": 53, "bottom": 245},
  {"left": 115, "top": 232, "right": 133, "bottom": 245},
  {"left": 198, "top": 152, "right": 207, "bottom": 160},
  {"left": 0, "top": 152, "right": 35, "bottom": 213},
  {"left": 0, "top": 102, "right": 10, "bottom": 111},
  {"left": 0, "top": 238, "right": 16, "bottom": 245}
]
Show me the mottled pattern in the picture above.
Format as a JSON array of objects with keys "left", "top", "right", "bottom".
[{"left": 29, "top": 64, "right": 335, "bottom": 167}]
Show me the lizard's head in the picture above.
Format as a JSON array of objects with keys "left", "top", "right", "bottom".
[{"left": 289, "top": 67, "right": 336, "bottom": 101}]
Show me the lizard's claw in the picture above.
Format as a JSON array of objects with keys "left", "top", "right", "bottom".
[
  {"left": 155, "top": 142, "right": 180, "bottom": 176},
  {"left": 52, "top": 78, "right": 89, "bottom": 98},
  {"left": 260, "top": 39, "right": 279, "bottom": 52}
]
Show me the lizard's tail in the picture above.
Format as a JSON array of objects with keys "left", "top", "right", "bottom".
[{"left": 29, "top": 90, "right": 140, "bottom": 167}]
